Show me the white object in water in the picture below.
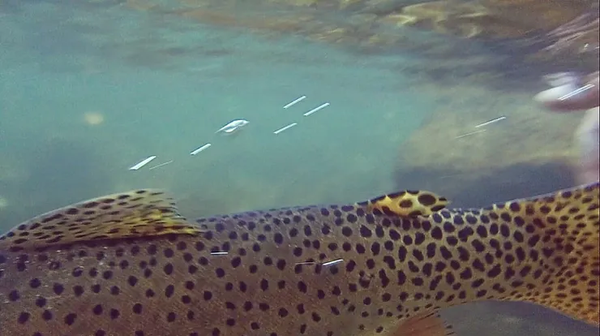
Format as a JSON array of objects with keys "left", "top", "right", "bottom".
[
  {"left": 543, "top": 72, "right": 581, "bottom": 87},
  {"left": 215, "top": 119, "right": 249, "bottom": 134},
  {"left": 0, "top": 196, "right": 8, "bottom": 209},
  {"left": 190, "top": 143, "right": 212, "bottom": 155},
  {"left": 475, "top": 116, "right": 506, "bottom": 128},
  {"left": 283, "top": 96, "right": 306, "bottom": 109},
  {"left": 128, "top": 156, "right": 157, "bottom": 171},
  {"left": 273, "top": 122, "right": 298, "bottom": 134},
  {"left": 303, "top": 103, "right": 330, "bottom": 116},
  {"left": 149, "top": 160, "right": 174, "bottom": 170},
  {"left": 558, "top": 84, "right": 595, "bottom": 101},
  {"left": 322, "top": 258, "right": 344, "bottom": 267},
  {"left": 536, "top": 73, "right": 585, "bottom": 106},
  {"left": 455, "top": 129, "right": 486, "bottom": 139}
]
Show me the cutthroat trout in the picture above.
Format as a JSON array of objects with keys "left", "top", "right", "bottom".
[{"left": 0, "top": 183, "right": 599, "bottom": 336}]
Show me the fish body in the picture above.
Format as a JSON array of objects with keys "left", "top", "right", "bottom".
[
  {"left": 215, "top": 119, "right": 249, "bottom": 134},
  {"left": 0, "top": 184, "right": 598, "bottom": 336}
]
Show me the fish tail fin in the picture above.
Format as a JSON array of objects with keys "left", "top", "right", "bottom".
[{"left": 499, "top": 182, "right": 599, "bottom": 325}]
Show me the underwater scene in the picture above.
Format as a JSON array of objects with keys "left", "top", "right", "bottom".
[{"left": 0, "top": 0, "right": 599, "bottom": 335}]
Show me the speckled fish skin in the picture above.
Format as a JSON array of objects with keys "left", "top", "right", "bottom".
[{"left": 0, "top": 183, "right": 599, "bottom": 336}]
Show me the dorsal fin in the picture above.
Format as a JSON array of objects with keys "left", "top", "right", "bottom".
[
  {"left": 0, "top": 189, "right": 203, "bottom": 251},
  {"left": 365, "top": 190, "right": 449, "bottom": 217}
]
